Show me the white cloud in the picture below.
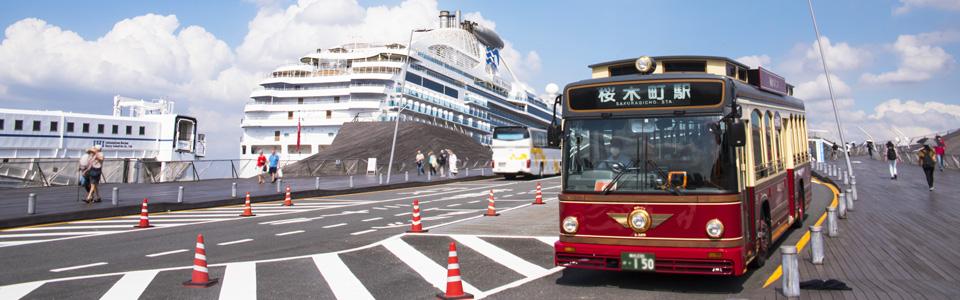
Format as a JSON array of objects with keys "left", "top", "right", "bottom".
[
  {"left": 0, "top": 0, "right": 544, "bottom": 158},
  {"left": 804, "top": 36, "right": 871, "bottom": 72},
  {"left": 794, "top": 74, "right": 852, "bottom": 100},
  {"left": 871, "top": 98, "right": 960, "bottom": 119},
  {"left": 894, "top": 0, "right": 960, "bottom": 14},
  {"left": 860, "top": 31, "right": 956, "bottom": 84},
  {"left": 736, "top": 55, "right": 771, "bottom": 68}
]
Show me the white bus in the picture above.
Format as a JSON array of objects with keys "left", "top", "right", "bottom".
[{"left": 491, "top": 126, "right": 561, "bottom": 179}]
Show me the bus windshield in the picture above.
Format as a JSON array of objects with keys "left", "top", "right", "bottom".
[
  {"left": 493, "top": 127, "right": 529, "bottom": 141},
  {"left": 564, "top": 115, "right": 738, "bottom": 194}
]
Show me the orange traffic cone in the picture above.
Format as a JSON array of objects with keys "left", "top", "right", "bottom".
[
  {"left": 407, "top": 199, "right": 428, "bottom": 233},
  {"left": 437, "top": 242, "right": 473, "bottom": 300},
  {"left": 183, "top": 233, "right": 218, "bottom": 288},
  {"left": 532, "top": 183, "right": 544, "bottom": 205},
  {"left": 282, "top": 185, "right": 293, "bottom": 206},
  {"left": 483, "top": 189, "right": 499, "bottom": 216},
  {"left": 239, "top": 192, "right": 255, "bottom": 217},
  {"left": 133, "top": 198, "right": 153, "bottom": 228}
]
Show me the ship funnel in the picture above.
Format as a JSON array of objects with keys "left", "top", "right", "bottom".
[{"left": 439, "top": 10, "right": 450, "bottom": 28}]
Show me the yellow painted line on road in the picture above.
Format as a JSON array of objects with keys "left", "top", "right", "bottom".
[{"left": 762, "top": 178, "right": 839, "bottom": 288}]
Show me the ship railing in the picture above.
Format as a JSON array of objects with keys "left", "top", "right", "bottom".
[{"left": 0, "top": 157, "right": 496, "bottom": 188}]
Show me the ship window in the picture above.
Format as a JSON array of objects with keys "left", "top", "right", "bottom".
[
  {"left": 139, "top": 126, "right": 145, "bottom": 135},
  {"left": 83, "top": 123, "right": 90, "bottom": 133},
  {"left": 334, "top": 96, "right": 340, "bottom": 103},
  {"left": 15, "top": 120, "right": 22, "bottom": 130},
  {"left": 288, "top": 144, "right": 312, "bottom": 154},
  {"left": 67, "top": 122, "right": 74, "bottom": 132},
  {"left": 33, "top": 120, "right": 41, "bottom": 131},
  {"left": 112, "top": 125, "right": 119, "bottom": 134},
  {"left": 298, "top": 97, "right": 304, "bottom": 104},
  {"left": 242, "top": 145, "right": 247, "bottom": 155},
  {"left": 663, "top": 61, "right": 707, "bottom": 73},
  {"left": 274, "top": 131, "right": 280, "bottom": 141},
  {"left": 0, "top": 119, "right": 4, "bottom": 130},
  {"left": 97, "top": 124, "right": 104, "bottom": 134},
  {"left": 328, "top": 132, "right": 334, "bottom": 137},
  {"left": 326, "top": 111, "right": 332, "bottom": 119},
  {"left": 126, "top": 125, "right": 132, "bottom": 135},
  {"left": 50, "top": 121, "right": 58, "bottom": 132},
  {"left": 288, "top": 111, "right": 294, "bottom": 120}
]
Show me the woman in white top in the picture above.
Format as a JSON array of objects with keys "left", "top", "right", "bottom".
[{"left": 447, "top": 149, "right": 458, "bottom": 177}]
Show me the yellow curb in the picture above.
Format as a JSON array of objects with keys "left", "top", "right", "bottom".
[{"left": 762, "top": 179, "right": 839, "bottom": 288}]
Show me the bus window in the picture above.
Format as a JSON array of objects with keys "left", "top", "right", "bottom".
[
  {"left": 493, "top": 127, "right": 529, "bottom": 141},
  {"left": 751, "top": 110, "right": 764, "bottom": 178}
]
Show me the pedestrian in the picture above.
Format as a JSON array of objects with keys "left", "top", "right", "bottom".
[
  {"left": 85, "top": 146, "right": 104, "bottom": 203},
  {"left": 447, "top": 149, "right": 458, "bottom": 177},
  {"left": 256, "top": 150, "right": 267, "bottom": 184},
  {"left": 428, "top": 151, "right": 438, "bottom": 176},
  {"left": 415, "top": 150, "right": 425, "bottom": 176},
  {"left": 269, "top": 148, "right": 280, "bottom": 183},
  {"left": 886, "top": 141, "right": 899, "bottom": 180},
  {"left": 831, "top": 143, "right": 839, "bottom": 160},
  {"left": 935, "top": 135, "right": 946, "bottom": 172},
  {"left": 918, "top": 144, "right": 937, "bottom": 191},
  {"left": 866, "top": 140, "right": 874, "bottom": 159},
  {"left": 78, "top": 148, "right": 92, "bottom": 198},
  {"left": 438, "top": 149, "right": 448, "bottom": 177}
]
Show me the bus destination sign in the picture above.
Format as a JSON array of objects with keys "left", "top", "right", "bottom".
[{"left": 568, "top": 81, "right": 724, "bottom": 110}]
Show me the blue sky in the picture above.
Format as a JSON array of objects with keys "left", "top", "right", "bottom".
[{"left": 1, "top": 0, "right": 958, "bottom": 158}]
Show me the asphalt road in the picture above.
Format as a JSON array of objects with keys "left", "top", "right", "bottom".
[{"left": 0, "top": 176, "right": 835, "bottom": 299}]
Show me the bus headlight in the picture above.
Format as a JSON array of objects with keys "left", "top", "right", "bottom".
[
  {"left": 562, "top": 216, "right": 579, "bottom": 234},
  {"left": 628, "top": 209, "right": 651, "bottom": 232},
  {"left": 706, "top": 219, "right": 724, "bottom": 238}
]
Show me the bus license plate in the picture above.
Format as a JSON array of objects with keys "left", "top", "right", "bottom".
[
  {"left": 498, "top": 162, "right": 506, "bottom": 167},
  {"left": 621, "top": 252, "right": 655, "bottom": 272}
]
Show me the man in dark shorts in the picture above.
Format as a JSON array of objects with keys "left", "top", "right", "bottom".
[{"left": 269, "top": 148, "right": 280, "bottom": 183}]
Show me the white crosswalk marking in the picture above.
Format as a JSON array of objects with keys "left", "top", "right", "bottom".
[
  {"left": 0, "top": 231, "right": 124, "bottom": 238},
  {"left": 382, "top": 238, "right": 483, "bottom": 297},
  {"left": 0, "top": 281, "right": 44, "bottom": 299},
  {"left": 219, "top": 262, "right": 256, "bottom": 300},
  {"left": 312, "top": 253, "right": 375, "bottom": 300},
  {"left": 451, "top": 235, "right": 547, "bottom": 278},
  {"left": 99, "top": 270, "right": 157, "bottom": 300}
]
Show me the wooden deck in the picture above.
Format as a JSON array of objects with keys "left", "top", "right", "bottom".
[{"left": 792, "top": 157, "right": 960, "bottom": 299}]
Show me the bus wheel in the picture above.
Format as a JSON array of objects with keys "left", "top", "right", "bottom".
[{"left": 750, "top": 215, "right": 772, "bottom": 268}]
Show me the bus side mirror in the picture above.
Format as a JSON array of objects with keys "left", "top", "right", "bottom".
[
  {"left": 728, "top": 120, "right": 746, "bottom": 147},
  {"left": 547, "top": 94, "right": 562, "bottom": 147}
]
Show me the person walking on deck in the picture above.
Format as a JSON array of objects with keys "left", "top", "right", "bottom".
[
  {"left": 918, "top": 144, "right": 937, "bottom": 191},
  {"left": 935, "top": 135, "right": 946, "bottom": 172},
  {"left": 85, "top": 146, "right": 104, "bottom": 203},
  {"left": 256, "top": 150, "right": 267, "bottom": 184},
  {"left": 438, "top": 149, "right": 448, "bottom": 177},
  {"left": 268, "top": 149, "right": 280, "bottom": 183},
  {"left": 447, "top": 149, "right": 458, "bottom": 177},
  {"left": 428, "top": 151, "right": 438, "bottom": 176},
  {"left": 415, "top": 150, "right": 425, "bottom": 176},
  {"left": 78, "top": 148, "right": 92, "bottom": 198},
  {"left": 886, "top": 141, "right": 900, "bottom": 180}
]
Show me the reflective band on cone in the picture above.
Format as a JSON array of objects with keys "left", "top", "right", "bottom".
[
  {"left": 240, "top": 192, "right": 256, "bottom": 217},
  {"left": 483, "top": 190, "right": 499, "bottom": 216},
  {"left": 437, "top": 242, "right": 472, "bottom": 300},
  {"left": 282, "top": 185, "right": 293, "bottom": 206},
  {"left": 183, "top": 233, "right": 218, "bottom": 288},
  {"left": 407, "top": 199, "right": 428, "bottom": 233},
  {"left": 133, "top": 198, "right": 153, "bottom": 228},
  {"left": 532, "top": 182, "right": 544, "bottom": 205}
]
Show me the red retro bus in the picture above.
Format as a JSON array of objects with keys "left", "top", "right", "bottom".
[{"left": 547, "top": 55, "right": 811, "bottom": 276}]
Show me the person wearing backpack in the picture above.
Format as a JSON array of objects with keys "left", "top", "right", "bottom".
[
  {"left": 918, "top": 144, "right": 937, "bottom": 191},
  {"left": 886, "top": 141, "right": 899, "bottom": 180}
]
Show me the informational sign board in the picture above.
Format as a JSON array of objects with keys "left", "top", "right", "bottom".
[{"left": 568, "top": 80, "right": 724, "bottom": 111}]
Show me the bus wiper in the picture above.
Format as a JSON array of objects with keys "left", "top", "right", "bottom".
[
  {"left": 601, "top": 168, "right": 627, "bottom": 195},
  {"left": 645, "top": 159, "right": 683, "bottom": 196}
]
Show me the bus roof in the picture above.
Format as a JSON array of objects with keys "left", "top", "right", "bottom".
[{"left": 587, "top": 55, "right": 751, "bottom": 70}]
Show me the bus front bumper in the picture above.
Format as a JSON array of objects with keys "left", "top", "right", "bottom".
[{"left": 554, "top": 241, "right": 746, "bottom": 276}]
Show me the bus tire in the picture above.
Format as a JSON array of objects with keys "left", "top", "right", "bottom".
[
  {"left": 539, "top": 162, "right": 544, "bottom": 178},
  {"left": 750, "top": 211, "right": 772, "bottom": 269},
  {"left": 791, "top": 183, "right": 806, "bottom": 229}
]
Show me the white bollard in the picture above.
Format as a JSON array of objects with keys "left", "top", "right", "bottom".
[
  {"left": 177, "top": 186, "right": 184, "bottom": 203},
  {"left": 851, "top": 182, "right": 858, "bottom": 201},
  {"left": 466, "top": 168, "right": 470, "bottom": 176},
  {"left": 315, "top": 177, "right": 320, "bottom": 190},
  {"left": 232, "top": 182, "right": 238, "bottom": 198},
  {"left": 810, "top": 226, "right": 824, "bottom": 264},
  {"left": 845, "top": 188, "right": 854, "bottom": 212},
  {"left": 837, "top": 193, "right": 847, "bottom": 219},
  {"left": 27, "top": 193, "right": 36, "bottom": 215},
  {"left": 379, "top": 173, "right": 383, "bottom": 185},
  {"left": 843, "top": 171, "right": 849, "bottom": 186},
  {"left": 827, "top": 207, "right": 839, "bottom": 237},
  {"left": 427, "top": 171, "right": 431, "bottom": 181},
  {"left": 781, "top": 245, "right": 800, "bottom": 298},
  {"left": 276, "top": 179, "right": 282, "bottom": 193},
  {"left": 405, "top": 171, "right": 409, "bottom": 182},
  {"left": 112, "top": 187, "right": 119, "bottom": 206},
  {"left": 481, "top": 168, "right": 485, "bottom": 176},
  {"left": 349, "top": 176, "right": 354, "bottom": 188}
]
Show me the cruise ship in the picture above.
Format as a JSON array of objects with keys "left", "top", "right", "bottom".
[{"left": 240, "top": 10, "right": 554, "bottom": 162}]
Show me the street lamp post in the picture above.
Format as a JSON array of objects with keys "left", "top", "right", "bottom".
[{"left": 386, "top": 28, "right": 432, "bottom": 184}]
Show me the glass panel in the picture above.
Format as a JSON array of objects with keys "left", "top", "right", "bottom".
[{"left": 563, "top": 116, "right": 737, "bottom": 194}]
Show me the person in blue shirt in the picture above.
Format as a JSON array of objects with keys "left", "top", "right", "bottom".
[{"left": 269, "top": 149, "right": 281, "bottom": 183}]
